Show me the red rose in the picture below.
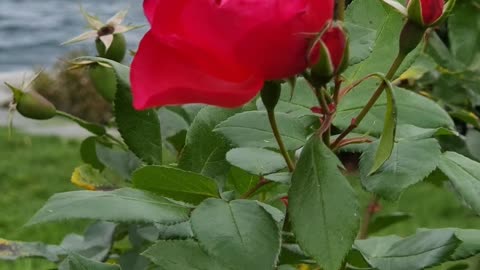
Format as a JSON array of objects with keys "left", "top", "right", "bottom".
[
  {"left": 131, "top": 0, "right": 334, "bottom": 110},
  {"left": 407, "top": 0, "right": 445, "bottom": 27}
]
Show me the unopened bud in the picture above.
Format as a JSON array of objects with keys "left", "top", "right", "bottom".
[
  {"left": 309, "top": 23, "right": 349, "bottom": 86},
  {"left": 16, "top": 91, "right": 56, "bottom": 120},
  {"left": 261, "top": 81, "right": 282, "bottom": 112},
  {"left": 399, "top": 20, "right": 425, "bottom": 56}
]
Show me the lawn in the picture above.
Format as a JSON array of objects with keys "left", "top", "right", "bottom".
[
  {"left": 0, "top": 128, "right": 85, "bottom": 270},
  {"left": 0, "top": 128, "right": 478, "bottom": 269}
]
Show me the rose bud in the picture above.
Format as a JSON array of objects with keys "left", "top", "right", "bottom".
[
  {"left": 309, "top": 23, "right": 349, "bottom": 86},
  {"left": 5, "top": 83, "right": 56, "bottom": 120},
  {"left": 131, "top": 0, "right": 334, "bottom": 109},
  {"left": 407, "top": 0, "right": 444, "bottom": 27}
]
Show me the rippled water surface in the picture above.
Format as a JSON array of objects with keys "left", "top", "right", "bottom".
[{"left": 0, "top": 0, "right": 146, "bottom": 72}]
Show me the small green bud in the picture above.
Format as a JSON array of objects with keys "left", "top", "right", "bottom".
[
  {"left": 399, "top": 20, "right": 425, "bottom": 56},
  {"left": 89, "top": 63, "right": 117, "bottom": 102},
  {"left": 309, "top": 23, "right": 349, "bottom": 87},
  {"left": 96, "top": 32, "right": 127, "bottom": 62},
  {"left": 261, "top": 81, "right": 282, "bottom": 112},
  {"left": 16, "top": 91, "right": 57, "bottom": 120}
]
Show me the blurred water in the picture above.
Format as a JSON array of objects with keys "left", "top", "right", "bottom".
[{"left": 0, "top": 0, "right": 147, "bottom": 72}]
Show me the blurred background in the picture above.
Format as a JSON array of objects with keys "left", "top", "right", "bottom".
[
  {"left": 0, "top": 2, "right": 146, "bottom": 269},
  {"left": 0, "top": 0, "right": 146, "bottom": 72}
]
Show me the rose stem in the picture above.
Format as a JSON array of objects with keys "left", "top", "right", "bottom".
[
  {"left": 267, "top": 109, "right": 296, "bottom": 172},
  {"left": 330, "top": 52, "right": 407, "bottom": 149},
  {"left": 358, "top": 195, "right": 381, "bottom": 239}
]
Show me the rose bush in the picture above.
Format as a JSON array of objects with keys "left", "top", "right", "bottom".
[
  {"left": 131, "top": 0, "right": 334, "bottom": 109},
  {"left": 4, "top": 1, "right": 480, "bottom": 270}
]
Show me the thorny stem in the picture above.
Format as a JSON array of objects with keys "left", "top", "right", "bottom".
[
  {"left": 358, "top": 195, "right": 381, "bottom": 239},
  {"left": 316, "top": 87, "right": 332, "bottom": 144},
  {"left": 240, "top": 177, "right": 270, "bottom": 199},
  {"left": 331, "top": 52, "right": 407, "bottom": 149},
  {"left": 105, "top": 133, "right": 127, "bottom": 148},
  {"left": 56, "top": 110, "right": 126, "bottom": 148},
  {"left": 335, "top": 136, "right": 373, "bottom": 149},
  {"left": 267, "top": 109, "right": 296, "bottom": 172},
  {"left": 333, "top": 76, "right": 343, "bottom": 104}
]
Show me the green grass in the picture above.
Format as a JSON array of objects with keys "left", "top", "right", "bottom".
[
  {"left": 0, "top": 128, "right": 86, "bottom": 270},
  {"left": 0, "top": 128, "right": 479, "bottom": 269}
]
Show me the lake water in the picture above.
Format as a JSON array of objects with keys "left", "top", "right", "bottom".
[{"left": 0, "top": 0, "right": 147, "bottom": 72}]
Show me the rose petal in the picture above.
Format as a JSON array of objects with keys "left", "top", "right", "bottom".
[
  {"left": 147, "top": 0, "right": 334, "bottom": 79},
  {"left": 143, "top": 0, "right": 159, "bottom": 24},
  {"left": 421, "top": 0, "right": 444, "bottom": 25},
  {"left": 131, "top": 32, "right": 264, "bottom": 110},
  {"left": 321, "top": 26, "right": 347, "bottom": 71}
]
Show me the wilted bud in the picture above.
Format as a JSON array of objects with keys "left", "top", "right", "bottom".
[
  {"left": 309, "top": 23, "right": 349, "bottom": 86},
  {"left": 9, "top": 87, "right": 57, "bottom": 120},
  {"left": 63, "top": 9, "right": 140, "bottom": 63},
  {"left": 95, "top": 30, "right": 127, "bottom": 62},
  {"left": 407, "top": 0, "right": 444, "bottom": 27}
]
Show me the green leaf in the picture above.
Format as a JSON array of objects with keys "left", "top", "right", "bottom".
[
  {"left": 438, "top": 152, "right": 480, "bottom": 215},
  {"left": 419, "top": 229, "right": 480, "bottom": 261},
  {"left": 157, "top": 107, "right": 189, "bottom": 139},
  {"left": 359, "top": 138, "right": 441, "bottom": 200},
  {"left": 27, "top": 188, "right": 190, "bottom": 226},
  {"left": 226, "top": 148, "right": 287, "bottom": 176},
  {"left": 450, "top": 228, "right": 480, "bottom": 260},
  {"left": 80, "top": 137, "right": 105, "bottom": 170},
  {"left": 143, "top": 239, "right": 225, "bottom": 270},
  {"left": 354, "top": 230, "right": 460, "bottom": 270},
  {"left": 289, "top": 136, "right": 359, "bottom": 270},
  {"left": 396, "top": 124, "right": 456, "bottom": 140},
  {"left": 155, "top": 221, "right": 194, "bottom": 240},
  {"left": 369, "top": 84, "right": 397, "bottom": 174},
  {"left": 264, "top": 172, "right": 292, "bottom": 185},
  {"left": 60, "top": 222, "right": 116, "bottom": 261},
  {"left": 345, "top": 0, "right": 417, "bottom": 84},
  {"left": 278, "top": 244, "right": 314, "bottom": 265},
  {"left": 115, "top": 81, "right": 162, "bottom": 165},
  {"left": 191, "top": 198, "right": 281, "bottom": 270},
  {"left": 76, "top": 56, "right": 130, "bottom": 86},
  {"left": 215, "top": 111, "right": 307, "bottom": 150},
  {"left": 95, "top": 143, "right": 142, "bottom": 180},
  {"left": 118, "top": 251, "right": 150, "bottom": 270},
  {"left": 345, "top": 22, "right": 377, "bottom": 66},
  {"left": 448, "top": 0, "right": 480, "bottom": 68},
  {"left": 227, "top": 166, "right": 260, "bottom": 195},
  {"left": 179, "top": 107, "right": 238, "bottom": 186},
  {"left": 64, "top": 252, "right": 120, "bottom": 270},
  {"left": 70, "top": 164, "right": 123, "bottom": 191},
  {"left": 446, "top": 263, "right": 470, "bottom": 270},
  {"left": 368, "top": 212, "right": 412, "bottom": 234},
  {"left": 0, "top": 238, "right": 61, "bottom": 262},
  {"left": 335, "top": 86, "right": 454, "bottom": 135},
  {"left": 133, "top": 166, "right": 219, "bottom": 204}
]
